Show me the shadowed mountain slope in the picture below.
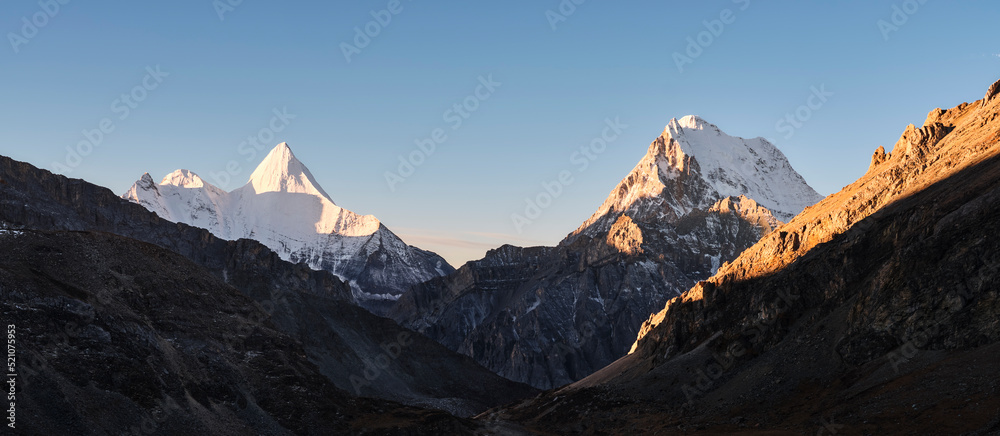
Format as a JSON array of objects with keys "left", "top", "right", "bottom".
[
  {"left": 0, "top": 229, "right": 480, "bottom": 435},
  {"left": 492, "top": 80, "right": 1000, "bottom": 435}
]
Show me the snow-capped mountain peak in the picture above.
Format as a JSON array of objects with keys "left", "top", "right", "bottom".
[
  {"left": 247, "top": 143, "right": 334, "bottom": 202},
  {"left": 161, "top": 169, "right": 210, "bottom": 189},
  {"left": 672, "top": 114, "right": 715, "bottom": 131},
  {"left": 123, "top": 142, "right": 455, "bottom": 314},
  {"left": 573, "top": 116, "right": 822, "bottom": 238},
  {"left": 658, "top": 116, "right": 822, "bottom": 221},
  {"left": 137, "top": 172, "right": 155, "bottom": 188}
]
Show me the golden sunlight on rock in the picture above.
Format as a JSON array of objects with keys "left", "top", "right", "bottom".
[{"left": 606, "top": 214, "right": 644, "bottom": 255}]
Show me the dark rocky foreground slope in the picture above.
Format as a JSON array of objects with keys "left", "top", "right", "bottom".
[
  {"left": 491, "top": 80, "right": 1000, "bottom": 434},
  {"left": 391, "top": 117, "right": 816, "bottom": 390},
  {"left": 0, "top": 155, "right": 535, "bottom": 421},
  {"left": 0, "top": 230, "right": 479, "bottom": 435}
]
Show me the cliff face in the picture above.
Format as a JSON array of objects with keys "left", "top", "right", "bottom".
[{"left": 495, "top": 80, "right": 1000, "bottom": 434}]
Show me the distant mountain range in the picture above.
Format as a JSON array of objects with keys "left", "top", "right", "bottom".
[
  {"left": 0, "top": 151, "right": 534, "bottom": 433},
  {"left": 123, "top": 143, "right": 453, "bottom": 315},
  {"left": 4, "top": 78, "right": 999, "bottom": 435}
]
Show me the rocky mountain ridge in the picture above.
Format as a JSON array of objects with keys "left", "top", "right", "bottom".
[
  {"left": 494, "top": 78, "right": 1000, "bottom": 435},
  {"left": 390, "top": 117, "right": 821, "bottom": 389}
]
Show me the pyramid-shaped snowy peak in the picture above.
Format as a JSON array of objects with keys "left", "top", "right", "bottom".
[
  {"left": 122, "top": 143, "right": 454, "bottom": 313},
  {"left": 247, "top": 143, "right": 334, "bottom": 202}
]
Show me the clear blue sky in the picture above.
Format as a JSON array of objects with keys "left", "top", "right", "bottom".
[{"left": 2, "top": 1, "right": 998, "bottom": 266}]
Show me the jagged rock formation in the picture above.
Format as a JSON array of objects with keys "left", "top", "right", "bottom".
[
  {"left": 869, "top": 145, "right": 888, "bottom": 171},
  {"left": 495, "top": 79, "right": 1000, "bottom": 435},
  {"left": 123, "top": 143, "right": 454, "bottom": 315},
  {"left": 986, "top": 79, "right": 1000, "bottom": 102},
  {"left": 0, "top": 155, "right": 535, "bottom": 420},
  {"left": 390, "top": 117, "right": 821, "bottom": 389}
]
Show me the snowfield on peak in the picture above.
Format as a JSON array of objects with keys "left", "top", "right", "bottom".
[
  {"left": 246, "top": 142, "right": 335, "bottom": 202},
  {"left": 123, "top": 143, "right": 453, "bottom": 314},
  {"left": 666, "top": 115, "right": 822, "bottom": 221},
  {"left": 575, "top": 115, "right": 822, "bottom": 237}
]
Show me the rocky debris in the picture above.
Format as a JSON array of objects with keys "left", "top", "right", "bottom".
[
  {"left": 391, "top": 118, "right": 814, "bottom": 390},
  {"left": 496, "top": 78, "right": 1000, "bottom": 434}
]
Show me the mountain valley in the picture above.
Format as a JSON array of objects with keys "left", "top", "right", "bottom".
[{"left": 2, "top": 78, "right": 999, "bottom": 435}]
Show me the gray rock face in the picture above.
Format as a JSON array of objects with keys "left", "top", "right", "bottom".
[{"left": 390, "top": 117, "right": 819, "bottom": 389}]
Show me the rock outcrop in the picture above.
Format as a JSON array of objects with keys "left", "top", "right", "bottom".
[
  {"left": 986, "top": 78, "right": 1000, "bottom": 102},
  {"left": 606, "top": 215, "right": 644, "bottom": 255},
  {"left": 869, "top": 145, "right": 888, "bottom": 171}
]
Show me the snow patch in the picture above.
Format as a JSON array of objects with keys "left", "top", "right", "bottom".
[
  {"left": 709, "top": 254, "right": 721, "bottom": 274},
  {"left": 524, "top": 298, "right": 541, "bottom": 316}
]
